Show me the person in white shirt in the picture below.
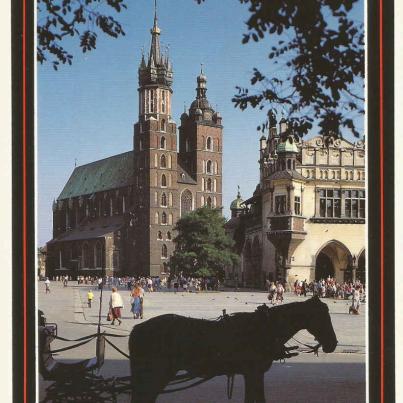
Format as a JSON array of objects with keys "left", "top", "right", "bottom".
[
  {"left": 45, "top": 278, "right": 50, "bottom": 294},
  {"left": 109, "top": 287, "right": 124, "bottom": 325}
]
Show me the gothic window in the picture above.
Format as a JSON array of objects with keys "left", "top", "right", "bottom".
[
  {"left": 161, "top": 193, "right": 167, "bottom": 207},
  {"left": 161, "top": 91, "right": 166, "bottom": 113},
  {"left": 162, "top": 244, "right": 168, "bottom": 258},
  {"left": 207, "top": 178, "right": 212, "bottom": 191},
  {"left": 161, "top": 174, "right": 167, "bottom": 187},
  {"left": 161, "top": 119, "right": 166, "bottom": 132},
  {"left": 168, "top": 155, "right": 172, "bottom": 169},
  {"left": 345, "top": 190, "right": 365, "bottom": 218},
  {"left": 158, "top": 231, "right": 163, "bottom": 240},
  {"left": 155, "top": 212, "right": 159, "bottom": 224},
  {"left": 207, "top": 137, "right": 212, "bottom": 150},
  {"left": 181, "top": 190, "right": 193, "bottom": 217},
  {"left": 161, "top": 136, "right": 166, "bottom": 149},
  {"left": 167, "top": 231, "right": 172, "bottom": 240},
  {"left": 83, "top": 243, "right": 90, "bottom": 268},
  {"left": 294, "top": 196, "right": 301, "bottom": 215},
  {"left": 162, "top": 212, "right": 167, "bottom": 224},
  {"left": 206, "top": 197, "right": 212, "bottom": 208},
  {"left": 350, "top": 171, "right": 354, "bottom": 180},
  {"left": 319, "top": 189, "right": 341, "bottom": 218},
  {"left": 287, "top": 159, "right": 291, "bottom": 170},
  {"left": 95, "top": 242, "right": 103, "bottom": 268},
  {"left": 161, "top": 154, "right": 167, "bottom": 168},
  {"left": 275, "top": 195, "right": 287, "bottom": 215},
  {"left": 168, "top": 213, "right": 173, "bottom": 225},
  {"left": 206, "top": 160, "right": 212, "bottom": 174},
  {"left": 150, "top": 89, "right": 155, "bottom": 113}
]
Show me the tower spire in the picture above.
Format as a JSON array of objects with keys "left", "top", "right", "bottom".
[{"left": 149, "top": 0, "right": 161, "bottom": 66}]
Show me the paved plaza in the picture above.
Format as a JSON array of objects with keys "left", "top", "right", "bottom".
[{"left": 38, "top": 282, "right": 366, "bottom": 402}]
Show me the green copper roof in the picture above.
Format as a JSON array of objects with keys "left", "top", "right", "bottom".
[
  {"left": 277, "top": 138, "right": 298, "bottom": 153},
  {"left": 230, "top": 186, "right": 246, "bottom": 210},
  {"left": 58, "top": 151, "right": 133, "bottom": 200}
]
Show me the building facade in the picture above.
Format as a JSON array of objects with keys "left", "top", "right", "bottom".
[
  {"left": 46, "top": 10, "right": 223, "bottom": 278},
  {"left": 226, "top": 119, "right": 365, "bottom": 289}
]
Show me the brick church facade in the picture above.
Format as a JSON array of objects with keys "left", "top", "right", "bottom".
[{"left": 46, "top": 10, "right": 223, "bottom": 278}]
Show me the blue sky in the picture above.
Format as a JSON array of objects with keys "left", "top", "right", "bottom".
[{"left": 37, "top": 0, "right": 364, "bottom": 246}]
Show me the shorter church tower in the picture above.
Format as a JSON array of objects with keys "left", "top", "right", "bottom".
[{"left": 179, "top": 69, "right": 223, "bottom": 210}]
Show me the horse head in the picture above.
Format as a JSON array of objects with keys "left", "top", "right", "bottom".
[{"left": 304, "top": 296, "right": 338, "bottom": 353}]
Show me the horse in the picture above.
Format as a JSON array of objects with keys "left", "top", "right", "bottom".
[{"left": 128, "top": 295, "right": 338, "bottom": 403}]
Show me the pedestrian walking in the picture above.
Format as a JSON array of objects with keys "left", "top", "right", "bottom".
[
  {"left": 275, "top": 282, "right": 284, "bottom": 304},
  {"left": 45, "top": 277, "right": 51, "bottom": 294},
  {"left": 130, "top": 285, "right": 142, "bottom": 319},
  {"left": 109, "top": 287, "right": 123, "bottom": 325},
  {"left": 267, "top": 282, "right": 276, "bottom": 304},
  {"left": 87, "top": 290, "right": 94, "bottom": 308}
]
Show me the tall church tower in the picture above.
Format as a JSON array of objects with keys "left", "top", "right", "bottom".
[
  {"left": 132, "top": 4, "right": 178, "bottom": 276},
  {"left": 179, "top": 69, "right": 223, "bottom": 209}
]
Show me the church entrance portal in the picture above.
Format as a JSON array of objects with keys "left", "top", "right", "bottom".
[{"left": 314, "top": 241, "right": 352, "bottom": 283}]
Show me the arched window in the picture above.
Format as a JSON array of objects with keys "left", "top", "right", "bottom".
[
  {"left": 161, "top": 174, "right": 167, "bottom": 187},
  {"left": 155, "top": 212, "right": 159, "bottom": 224},
  {"left": 95, "top": 242, "right": 103, "bottom": 268},
  {"left": 162, "top": 244, "right": 168, "bottom": 258},
  {"left": 168, "top": 213, "right": 173, "bottom": 225},
  {"left": 167, "top": 231, "right": 172, "bottom": 240},
  {"left": 161, "top": 119, "right": 166, "bottom": 132},
  {"left": 287, "top": 159, "right": 291, "bottom": 169},
  {"left": 206, "top": 160, "right": 212, "bottom": 174},
  {"left": 181, "top": 190, "right": 193, "bottom": 217},
  {"left": 161, "top": 136, "right": 166, "bottom": 149},
  {"left": 83, "top": 243, "right": 90, "bottom": 268},
  {"left": 206, "top": 197, "right": 212, "bottom": 208},
  {"left": 160, "top": 154, "right": 166, "bottom": 168},
  {"left": 158, "top": 231, "right": 163, "bottom": 240},
  {"left": 168, "top": 155, "right": 172, "bottom": 168},
  {"left": 162, "top": 212, "right": 167, "bottom": 224},
  {"left": 207, "top": 137, "right": 212, "bottom": 150},
  {"left": 350, "top": 171, "right": 354, "bottom": 180},
  {"left": 207, "top": 178, "right": 212, "bottom": 191},
  {"left": 161, "top": 193, "right": 167, "bottom": 206}
]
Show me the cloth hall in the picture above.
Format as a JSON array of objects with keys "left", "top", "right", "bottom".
[
  {"left": 46, "top": 10, "right": 223, "bottom": 277},
  {"left": 226, "top": 120, "right": 366, "bottom": 289}
]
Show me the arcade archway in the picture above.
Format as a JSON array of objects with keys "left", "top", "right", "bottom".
[
  {"left": 356, "top": 249, "right": 365, "bottom": 284},
  {"left": 315, "top": 240, "right": 352, "bottom": 283}
]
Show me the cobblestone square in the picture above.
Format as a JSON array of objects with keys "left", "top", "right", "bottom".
[{"left": 38, "top": 282, "right": 365, "bottom": 402}]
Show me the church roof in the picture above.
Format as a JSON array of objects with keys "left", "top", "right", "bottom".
[
  {"left": 48, "top": 216, "right": 124, "bottom": 244},
  {"left": 267, "top": 170, "right": 305, "bottom": 181},
  {"left": 58, "top": 151, "right": 133, "bottom": 200},
  {"left": 177, "top": 163, "right": 197, "bottom": 185}
]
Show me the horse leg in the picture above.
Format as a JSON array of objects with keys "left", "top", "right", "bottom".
[
  {"left": 131, "top": 360, "right": 174, "bottom": 403},
  {"left": 243, "top": 373, "right": 256, "bottom": 403},
  {"left": 254, "top": 371, "right": 266, "bottom": 403}
]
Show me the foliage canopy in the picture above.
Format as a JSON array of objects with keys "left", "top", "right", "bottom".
[{"left": 170, "top": 207, "right": 239, "bottom": 279}]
